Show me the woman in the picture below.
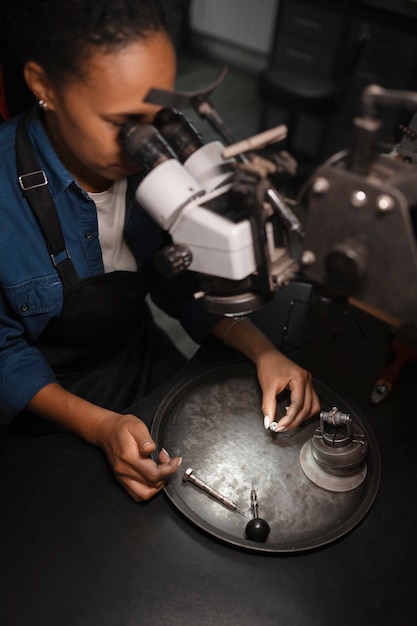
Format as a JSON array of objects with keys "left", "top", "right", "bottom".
[{"left": 0, "top": 0, "right": 320, "bottom": 501}]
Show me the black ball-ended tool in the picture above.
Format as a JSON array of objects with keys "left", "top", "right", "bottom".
[{"left": 245, "top": 488, "right": 271, "bottom": 542}]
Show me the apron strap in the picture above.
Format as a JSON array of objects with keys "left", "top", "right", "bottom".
[{"left": 15, "top": 111, "right": 79, "bottom": 287}]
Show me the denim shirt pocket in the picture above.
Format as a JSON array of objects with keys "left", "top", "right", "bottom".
[{"left": 3, "top": 274, "right": 63, "bottom": 318}]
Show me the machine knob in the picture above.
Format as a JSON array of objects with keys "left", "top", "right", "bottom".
[
  {"left": 325, "top": 239, "right": 368, "bottom": 287},
  {"left": 154, "top": 244, "right": 193, "bottom": 278}
]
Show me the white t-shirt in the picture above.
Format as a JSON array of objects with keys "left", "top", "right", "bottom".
[{"left": 88, "top": 178, "right": 137, "bottom": 273}]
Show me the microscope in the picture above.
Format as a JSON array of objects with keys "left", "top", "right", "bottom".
[{"left": 120, "top": 84, "right": 302, "bottom": 316}]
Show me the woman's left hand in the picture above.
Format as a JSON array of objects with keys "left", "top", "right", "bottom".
[
  {"left": 255, "top": 348, "right": 321, "bottom": 431},
  {"left": 211, "top": 317, "right": 321, "bottom": 431}
]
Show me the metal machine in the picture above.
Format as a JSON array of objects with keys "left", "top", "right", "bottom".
[{"left": 301, "top": 84, "right": 417, "bottom": 323}]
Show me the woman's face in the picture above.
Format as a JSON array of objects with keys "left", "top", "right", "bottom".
[{"left": 42, "top": 31, "right": 177, "bottom": 191}]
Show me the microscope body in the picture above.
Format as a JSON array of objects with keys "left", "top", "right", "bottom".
[{"left": 135, "top": 159, "right": 256, "bottom": 281}]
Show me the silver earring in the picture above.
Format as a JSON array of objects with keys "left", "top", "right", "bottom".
[{"left": 39, "top": 99, "right": 48, "bottom": 110}]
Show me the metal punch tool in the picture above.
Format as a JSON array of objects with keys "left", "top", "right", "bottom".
[{"left": 183, "top": 467, "right": 245, "bottom": 515}]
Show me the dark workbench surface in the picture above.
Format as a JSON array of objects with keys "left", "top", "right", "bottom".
[{"left": 1, "top": 282, "right": 416, "bottom": 626}]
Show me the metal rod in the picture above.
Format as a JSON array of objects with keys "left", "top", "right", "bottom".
[{"left": 183, "top": 468, "right": 245, "bottom": 515}]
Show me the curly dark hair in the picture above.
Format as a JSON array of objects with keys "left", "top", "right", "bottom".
[{"left": 6, "top": 0, "right": 181, "bottom": 87}]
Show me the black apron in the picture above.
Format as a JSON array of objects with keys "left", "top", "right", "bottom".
[{"left": 11, "top": 112, "right": 187, "bottom": 425}]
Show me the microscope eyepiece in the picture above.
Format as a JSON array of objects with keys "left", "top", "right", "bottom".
[
  {"left": 120, "top": 120, "right": 177, "bottom": 173},
  {"left": 153, "top": 107, "right": 204, "bottom": 163}
]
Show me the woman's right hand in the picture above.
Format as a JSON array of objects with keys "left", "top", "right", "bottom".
[
  {"left": 95, "top": 412, "right": 182, "bottom": 502},
  {"left": 27, "top": 383, "right": 182, "bottom": 501}
]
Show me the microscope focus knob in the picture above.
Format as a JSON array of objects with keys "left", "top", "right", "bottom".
[{"left": 154, "top": 244, "right": 193, "bottom": 278}]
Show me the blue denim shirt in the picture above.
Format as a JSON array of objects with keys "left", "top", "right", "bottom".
[{"left": 0, "top": 110, "right": 219, "bottom": 419}]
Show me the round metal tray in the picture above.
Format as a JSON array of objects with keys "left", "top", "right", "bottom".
[{"left": 151, "top": 362, "right": 381, "bottom": 552}]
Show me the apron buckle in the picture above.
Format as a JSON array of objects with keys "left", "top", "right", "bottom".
[
  {"left": 51, "top": 248, "right": 72, "bottom": 267},
  {"left": 18, "top": 170, "right": 48, "bottom": 191}
]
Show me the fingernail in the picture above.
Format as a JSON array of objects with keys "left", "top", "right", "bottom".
[
  {"left": 264, "top": 415, "right": 270, "bottom": 430},
  {"left": 161, "top": 447, "right": 171, "bottom": 458},
  {"left": 177, "top": 456, "right": 183, "bottom": 467},
  {"left": 276, "top": 425, "right": 287, "bottom": 432}
]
